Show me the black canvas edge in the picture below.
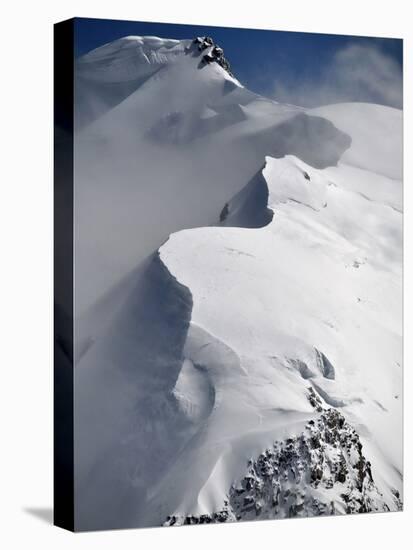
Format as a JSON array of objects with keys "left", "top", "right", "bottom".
[{"left": 54, "top": 18, "right": 75, "bottom": 532}]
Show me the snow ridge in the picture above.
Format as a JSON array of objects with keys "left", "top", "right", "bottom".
[
  {"left": 73, "top": 35, "right": 402, "bottom": 531},
  {"left": 158, "top": 150, "right": 402, "bottom": 525}
]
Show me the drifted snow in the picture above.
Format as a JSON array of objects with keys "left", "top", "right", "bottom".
[{"left": 73, "top": 35, "right": 402, "bottom": 531}]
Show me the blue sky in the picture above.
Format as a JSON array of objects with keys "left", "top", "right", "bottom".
[{"left": 74, "top": 17, "right": 403, "bottom": 108}]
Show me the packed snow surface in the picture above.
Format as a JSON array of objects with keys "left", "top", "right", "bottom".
[{"left": 72, "top": 36, "right": 402, "bottom": 531}]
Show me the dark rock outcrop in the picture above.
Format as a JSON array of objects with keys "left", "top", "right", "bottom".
[
  {"left": 193, "top": 37, "right": 234, "bottom": 76},
  {"left": 164, "top": 391, "right": 402, "bottom": 526}
]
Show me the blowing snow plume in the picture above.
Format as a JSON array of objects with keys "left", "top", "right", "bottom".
[{"left": 272, "top": 43, "right": 403, "bottom": 109}]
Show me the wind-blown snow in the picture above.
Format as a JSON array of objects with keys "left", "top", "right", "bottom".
[
  {"left": 310, "top": 103, "right": 402, "bottom": 180},
  {"left": 73, "top": 35, "right": 402, "bottom": 531}
]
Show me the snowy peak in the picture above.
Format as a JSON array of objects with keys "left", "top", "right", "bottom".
[
  {"left": 76, "top": 36, "right": 187, "bottom": 83},
  {"left": 75, "top": 35, "right": 241, "bottom": 128},
  {"left": 77, "top": 35, "right": 234, "bottom": 83}
]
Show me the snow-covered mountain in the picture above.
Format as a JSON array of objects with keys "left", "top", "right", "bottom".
[{"left": 73, "top": 36, "right": 402, "bottom": 531}]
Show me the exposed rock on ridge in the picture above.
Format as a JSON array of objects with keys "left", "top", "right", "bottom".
[{"left": 165, "top": 390, "right": 402, "bottom": 526}]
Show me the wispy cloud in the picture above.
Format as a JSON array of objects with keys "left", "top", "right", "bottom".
[{"left": 272, "top": 44, "right": 403, "bottom": 109}]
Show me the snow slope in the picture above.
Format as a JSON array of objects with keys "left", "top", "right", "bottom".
[
  {"left": 73, "top": 36, "right": 402, "bottom": 531},
  {"left": 158, "top": 151, "right": 402, "bottom": 524}
]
